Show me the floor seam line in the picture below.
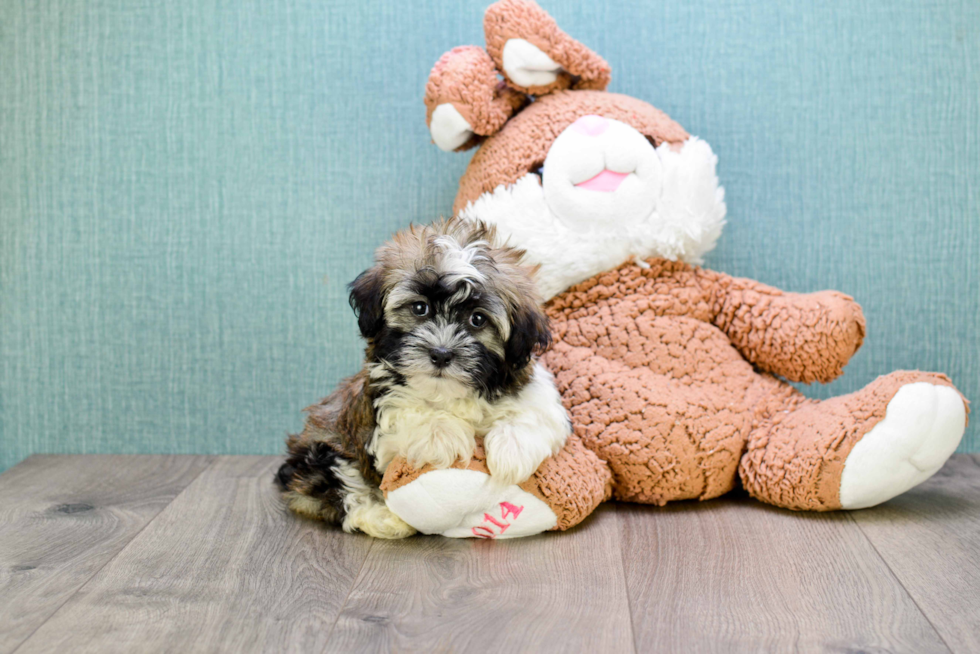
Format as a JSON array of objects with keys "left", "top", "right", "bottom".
[
  {"left": 324, "top": 537, "right": 376, "bottom": 642},
  {"left": 9, "top": 455, "right": 217, "bottom": 654},
  {"left": 616, "top": 504, "right": 640, "bottom": 654},
  {"left": 847, "top": 511, "right": 956, "bottom": 654}
]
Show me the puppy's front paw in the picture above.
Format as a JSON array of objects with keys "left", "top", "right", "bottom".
[
  {"left": 345, "top": 501, "right": 418, "bottom": 539},
  {"left": 365, "top": 510, "right": 418, "bottom": 540},
  {"left": 484, "top": 423, "right": 551, "bottom": 486}
]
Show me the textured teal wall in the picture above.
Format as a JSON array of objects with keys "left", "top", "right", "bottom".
[{"left": 1, "top": 0, "right": 978, "bottom": 472}]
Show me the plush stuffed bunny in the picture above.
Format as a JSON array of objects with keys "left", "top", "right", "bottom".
[{"left": 383, "top": 0, "right": 969, "bottom": 538}]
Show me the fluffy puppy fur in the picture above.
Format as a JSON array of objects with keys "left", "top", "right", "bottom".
[{"left": 276, "top": 218, "right": 571, "bottom": 538}]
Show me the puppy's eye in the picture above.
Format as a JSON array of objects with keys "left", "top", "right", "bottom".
[
  {"left": 469, "top": 311, "right": 487, "bottom": 328},
  {"left": 410, "top": 301, "right": 429, "bottom": 317}
]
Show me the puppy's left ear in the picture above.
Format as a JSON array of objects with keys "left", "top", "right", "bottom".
[
  {"left": 505, "top": 303, "right": 552, "bottom": 370},
  {"left": 348, "top": 266, "right": 386, "bottom": 339}
]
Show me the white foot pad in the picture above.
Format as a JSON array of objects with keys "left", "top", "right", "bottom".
[
  {"left": 385, "top": 469, "right": 557, "bottom": 539},
  {"left": 840, "top": 382, "right": 966, "bottom": 509}
]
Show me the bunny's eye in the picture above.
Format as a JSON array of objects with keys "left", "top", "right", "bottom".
[{"left": 530, "top": 163, "right": 544, "bottom": 182}]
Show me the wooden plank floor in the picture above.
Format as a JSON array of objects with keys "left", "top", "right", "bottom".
[{"left": 1, "top": 455, "right": 978, "bottom": 653}]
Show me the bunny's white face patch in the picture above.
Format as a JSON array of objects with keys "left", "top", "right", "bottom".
[
  {"left": 460, "top": 135, "right": 727, "bottom": 300},
  {"left": 542, "top": 115, "right": 664, "bottom": 230}
]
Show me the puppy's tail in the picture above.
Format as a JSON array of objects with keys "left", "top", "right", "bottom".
[{"left": 275, "top": 437, "right": 348, "bottom": 524}]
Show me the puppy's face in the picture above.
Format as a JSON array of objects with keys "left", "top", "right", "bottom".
[{"left": 349, "top": 219, "right": 550, "bottom": 399}]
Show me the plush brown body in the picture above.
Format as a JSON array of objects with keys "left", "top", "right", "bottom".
[{"left": 543, "top": 259, "right": 960, "bottom": 510}]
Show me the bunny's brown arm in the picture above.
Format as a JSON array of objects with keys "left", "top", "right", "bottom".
[
  {"left": 546, "top": 260, "right": 865, "bottom": 385},
  {"left": 706, "top": 271, "right": 866, "bottom": 384}
]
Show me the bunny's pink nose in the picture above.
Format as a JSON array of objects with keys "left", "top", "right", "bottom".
[{"left": 571, "top": 114, "right": 609, "bottom": 137}]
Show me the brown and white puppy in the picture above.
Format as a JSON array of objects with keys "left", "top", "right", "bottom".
[{"left": 276, "top": 218, "right": 570, "bottom": 538}]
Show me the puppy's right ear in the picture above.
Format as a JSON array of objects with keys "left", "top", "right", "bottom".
[
  {"left": 504, "top": 302, "right": 552, "bottom": 372},
  {"left": 348, "top": 266, "right": 386, "bottom": 339}
]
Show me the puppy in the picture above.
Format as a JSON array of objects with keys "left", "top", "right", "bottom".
[{"left": 276, "top": 218, "right": 571, "bottom": 538}]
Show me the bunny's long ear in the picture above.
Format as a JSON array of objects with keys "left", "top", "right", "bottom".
[
  {"left": 484, "top": 0, "right": 610, "bottom": 96},
  {"left": 425, "top": 46, "right": 527, "bottom": 152}
]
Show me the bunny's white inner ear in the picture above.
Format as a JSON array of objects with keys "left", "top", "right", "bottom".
[
  {"left": 430, "top": 104, "right": 474, "bottom": 152},
  {"left": 502, "top": 38, "right": 562, "bottom": 88}
]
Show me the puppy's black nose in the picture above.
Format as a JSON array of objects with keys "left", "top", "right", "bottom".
[{"left": 429, "top": 347, "right": 454, "bottom": 368}]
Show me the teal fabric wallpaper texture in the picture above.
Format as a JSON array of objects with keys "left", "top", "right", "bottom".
[{"left": 1, "top": 0, "right": 978, "bottom": 472}]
